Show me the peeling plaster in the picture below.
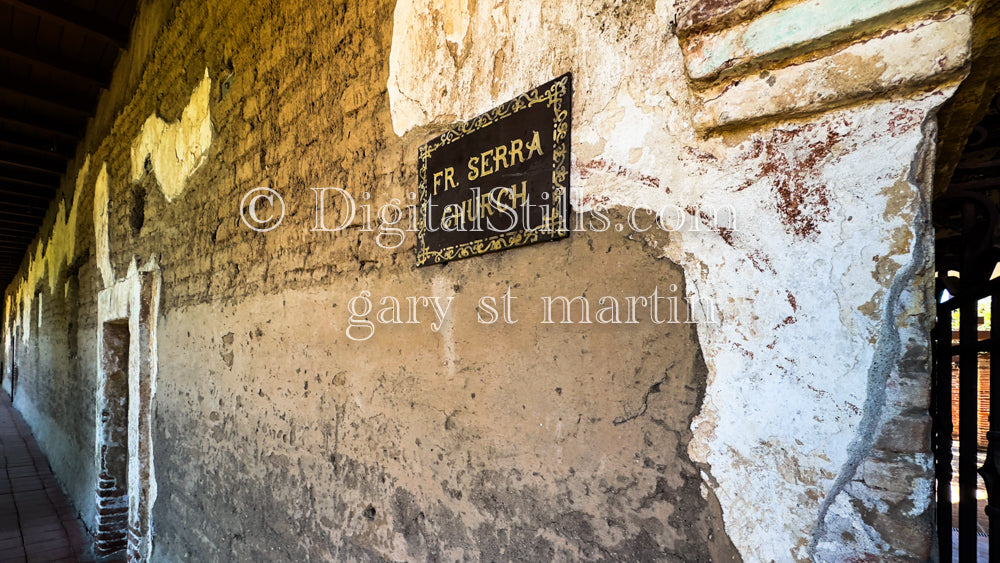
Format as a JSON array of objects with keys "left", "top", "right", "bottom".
[
  {"left": 387, "top": 1, "right": 966, "bottom": 560},
  {"left": 8, "top": 155, "right": 91, "bottom": 344},
  {"left": 130, "top": 68, "right": 213, "bottom": 202},
  {"left": 94, "top": 163, "right": 115, "bottom": 289}
]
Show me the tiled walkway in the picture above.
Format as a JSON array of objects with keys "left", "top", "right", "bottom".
[{"left": 1, "top": 390, "right": 93, "bottom": 562}]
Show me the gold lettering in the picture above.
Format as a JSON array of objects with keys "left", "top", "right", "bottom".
[
  {"left": 480, "top": 150, "right": 494, "bottom": 178},
  {"left": 494, "top": 145, "right": 509, "bottom": 170},
  {"left": 525, "top": 130, "right": 544, "bottom": 159},
  {"left": 479, "top": 191, "right": 495, "bottom": 216},
  {"left": 432, "top": 170, "right": 444, "bottom": 195},
  {"left": 444, "top": 166, "right": 458, "bottom": 190},
  {"left": 441, "top": 205, "right": 459, "bottom": 230},
  {"left": 510, "top": 139, "right": 524, "bottom": 164},
  {"left": 468, "top": 157, "right": 480, "bottom": 181},
  {"left": 465, "top": 132, "right": 545, "bottom": 185},
  {"left": 462, "top": 196, "right": 474, "bottom": 223},
  {"left": 510, "top": 181, "right": 528, "bottom": 208}
]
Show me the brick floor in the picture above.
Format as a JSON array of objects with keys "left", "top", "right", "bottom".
[{"left": 0, "top": 390, "right": 93, "bottom": 563}]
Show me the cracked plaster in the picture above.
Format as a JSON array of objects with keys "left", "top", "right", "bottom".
[{"left": 387, "top": 0, "right": 968, "bottom": 559}]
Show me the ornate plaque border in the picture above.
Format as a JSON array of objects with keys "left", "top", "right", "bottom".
[{"left": 416, "top": 73, "right": 572, "bottom": 266}]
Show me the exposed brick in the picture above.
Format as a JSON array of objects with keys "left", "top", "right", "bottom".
[
  {"left": 861, "top": 457, "right": 931, "bottom": 493},
  {"left": 868, "top": 510, "right": 934, "bottom": 561},
  {"left": 875, "top": 415, "right": 931, "bottom": 454}
]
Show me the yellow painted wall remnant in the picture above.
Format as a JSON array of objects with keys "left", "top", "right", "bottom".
[
  {"left": 130, "top": 69, "right": 213, "bottom": 202},
  {"left": 10, "top": 156, "right": 91, "bottom": 344},
  {"left": 93, "top": 164, "right": 114, "bottom": 289}
]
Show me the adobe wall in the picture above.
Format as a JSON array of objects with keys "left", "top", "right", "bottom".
[{"left": 2, "top": 0, "right": 982, "bottom": 560}]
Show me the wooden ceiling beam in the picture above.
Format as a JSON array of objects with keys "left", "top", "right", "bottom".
[
  {"left": 0, "top": 214, "right": 45, "bottom": 228},
  {"left": 0, "top": 193, "right": 54, "bottom": 210},
  {"left": 0, "top": 234, "right": 37, "bottom": 245},
  {"left": 0, "top": 153, "right": 66, "bottom": 175},
  {"left": 0, "top": 204, "right": 47, "bottom": 219},
  {"left": 0, "top": 224, "right": 40, "bottom": 237},
  {"left": 0, "top": 130, "right": 73, "bottom": 158},
  {"left": 0, "top": 41, "right": 111, "bottom": 88},
  {"left": 0, "top": 208, "right": 46, "bottom": 221},
  {"left": 0, "top": 0, "right": 130, "bottom": 48},
  {"left": 0, "top": 242, "right": 36, "bottom": 251},
  {"left": 0, "top": 82, "right": 95, "bottom": 115},
  {"left": 0, "top": 165, "right": 60, "bottom": 188},
  {"left": 0, "top": 109, "right": 84, "bottom": 139},
  {"left": 0, "top": 180, "right": 57, "bottom": 200}
]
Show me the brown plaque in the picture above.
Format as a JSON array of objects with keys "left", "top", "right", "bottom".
[{"left": 416, "top": 73, "right": 572, "bottom": 266}]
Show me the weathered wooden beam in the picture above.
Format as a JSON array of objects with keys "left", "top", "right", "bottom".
[
  {"left": 1, "top": 0, "right": 130, "bottom": 47},
  {"left": 0, "top": 41, "right": 111, "bottom": 88}
]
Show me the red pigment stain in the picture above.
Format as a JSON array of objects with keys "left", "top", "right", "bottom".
[
  {"left": 748, "top": 250, "right": 776, "bottom": 274},
  {"left": 753, "top": 123, "right": 846, "bottom": 239},
  {"left": 578, "top": 158, "right": 663, "bottom": 190},
  {"left": 579, "top": 194, "right": 611, "bottom": 207},
  {"left": 774, "top": 315, "right": 797, "bottom": 330},
  {"left": 786, "top": 291, "right": 798, "bottom": 312},
  {"left": 887, "top": 108, "right": 920, "bottom": 137},
  {"left": 686, "top": 205, "right": 736, "bottom": 246},
  {"left": 733, "top": 342, "right": 754, "bottom": 360}
]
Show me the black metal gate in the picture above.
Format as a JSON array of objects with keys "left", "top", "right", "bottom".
[{"left": 932, "top": 95, "right": 1000, "bottom": 562}]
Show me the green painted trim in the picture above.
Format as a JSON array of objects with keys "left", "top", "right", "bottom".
[{"left": 688, "top": 0, "right": 936, "bottom": 79}]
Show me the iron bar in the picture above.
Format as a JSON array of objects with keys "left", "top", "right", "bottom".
[
  {"left": 958, "top": 201, "right": 981, "bottom": 560},
  {"left": 934, "top": 289, "right": 954, "bottom": 561},
  {"left": 982, "top": 284, "right": 1000, "bottom": 556}
]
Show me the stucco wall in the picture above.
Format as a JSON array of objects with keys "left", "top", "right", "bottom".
[
  {"left": 1, "top": 0, "right": 982, "bottom": 561},
  {"left": 388, "top": 0, "right": 974, "bottom": 560}
]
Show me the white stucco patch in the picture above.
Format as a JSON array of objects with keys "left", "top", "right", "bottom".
[
  {"left": 388, "top": 0, "right": 573, "bottom": 137},
  {"left": 96, "top": 257, "right": 161, "bottom": 562},
  {"left": 387, "top": 1, "right": 967, "bottom": 560},
  {"left": 94, "top": 163, "right": 115, "bottom": 289},
  {"left": 130, "top": 68, "right": 213, "bottom": 202}
]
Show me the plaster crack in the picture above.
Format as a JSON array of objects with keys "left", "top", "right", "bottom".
[
  {"left": 613, "top": 368, "right": 671, "bottom": 426},
  {"left": 807, "top": 118, "right": 933, "bottom": 559}
]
